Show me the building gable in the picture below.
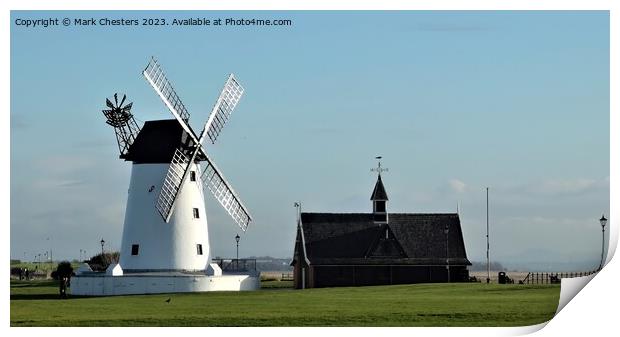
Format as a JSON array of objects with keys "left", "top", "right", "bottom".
[{"left": 365, "top": 224, "right": 407, "bottom": 258}]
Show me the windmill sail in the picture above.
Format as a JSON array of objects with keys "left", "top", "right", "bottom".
[
  {"left": 143, "top": 57, "right": 194, "bottom": 138},
  {"left": 156, "top": 148, "right": 191, "bottom": 221},
  {"left": 204, "top": 74, "right": 245, "bottom": 144},
  {"left": 200, "top": 154, "right": 252, "bottom": 231},
  {"left": 144, "top": 57, "right": 252, "bottom": 230}
]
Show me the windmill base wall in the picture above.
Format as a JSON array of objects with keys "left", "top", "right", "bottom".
[{"left": 70, "top": 273, "right": 260, "bottom": 296}]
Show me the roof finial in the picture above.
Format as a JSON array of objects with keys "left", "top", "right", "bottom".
[{"left": 371, "top": 156, "right": 388, "bottom": 176}]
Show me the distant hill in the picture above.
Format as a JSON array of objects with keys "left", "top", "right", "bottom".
[
  {"left": 469, "top": 261, "right": 506, "bottom": 271},
  {"left": 249, "top": 256, "right": 292, "bottom": 272}
]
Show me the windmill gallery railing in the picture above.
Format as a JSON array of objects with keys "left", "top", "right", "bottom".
[
  {"left": 520, "top": 270, "right": 598, "bottom": 284},
  {"left": 212, "top": 258, "right": 257, "bottom": 273}
]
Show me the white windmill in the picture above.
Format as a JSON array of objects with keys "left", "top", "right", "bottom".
[{"left": 71, "top": 57, "right": 257, "bottom": 295}]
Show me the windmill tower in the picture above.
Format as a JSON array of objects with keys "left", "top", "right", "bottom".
[{"left": 101, "top": 57, "right": 252, "bottom": 273}]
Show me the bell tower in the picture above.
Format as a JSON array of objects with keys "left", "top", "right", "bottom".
[{"left": 370, "top": 156, "right": 389, "bottom": 223}]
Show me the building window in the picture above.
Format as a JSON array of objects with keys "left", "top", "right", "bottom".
[
  {"left": 375, "top": 201, "right": 386, "bottom": 212},
  {"left": 193, "top": 208, "right": 200, "bottom": 219},
  {"left": 190, "top": 171, "right": 196, "bottom": 182},
  {"left": 131, "top": 244, "right": 139, "bottom": 256},
  {"left": 196, "top": 244, "right": 203, "bottom": 255}
]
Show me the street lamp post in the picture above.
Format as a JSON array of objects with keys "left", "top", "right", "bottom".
[
  {"left": 445, "top": 223, "right": 450, "bottom": 283},
  {"left": 100, "top": 238, "right": 106, "bottom": 266},
  {"left": 599, "top": 214, "right": 607, "bottom": 271},
  {"left": 235, "top": 234, "right": 240, "bottom": 269},
  {"left": 486, "top": 187, "right": 490, "bottom": 284}
]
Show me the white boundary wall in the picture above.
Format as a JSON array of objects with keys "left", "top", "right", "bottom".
[{"left": 70, "top": 274, "right": 260, "bottom": 296}]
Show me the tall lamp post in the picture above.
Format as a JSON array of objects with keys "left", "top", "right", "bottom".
[
  {"left": 235, "top": 234, "right": 240, "bottom": 269},
  {"left": 100, "top": 239, "right": 106, "bottom": 266},
  {"left": 599, "top": 214, "right": 607, "bottom": 271},
  {"left": 445, "top": 223, "right": 450, "bottom": 283},
  {"left": 486, "top": 187, "right": 490, "bottom": 284}
]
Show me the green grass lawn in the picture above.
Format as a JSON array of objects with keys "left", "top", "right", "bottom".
[{"left": 10, "top": 279, "right": 559, "bottom": 327}]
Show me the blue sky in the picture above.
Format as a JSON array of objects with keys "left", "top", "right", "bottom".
[{"left": 10, "top": 11, "right": 609, "bottom": 270}]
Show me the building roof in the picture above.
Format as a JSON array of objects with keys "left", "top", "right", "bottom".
[
  {"left": 121, "top": 119, "right": 206, "bottom": 164},
  {"left": 370, "top": 174, "right": 388, "bottom": 201},
  {"left": 295, "top": 213, "right": 470, "bottom": 266}
]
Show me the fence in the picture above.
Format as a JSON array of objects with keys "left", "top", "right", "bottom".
[
  {"left": 520, "top": 270, "right": 598, "bottom": 284},
  {"left": 281, "top": 272, "right": 294, "bottom": 281},
  {"left": 212, "top": 258, "right": 257, "bottom": 273}
]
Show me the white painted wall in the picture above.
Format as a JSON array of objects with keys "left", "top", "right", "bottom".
[
  {"left": 119, "top": 163, "right": 211, "bottom": 271},
  {"left": 70, "top": 274, "right": 260, "bottom": 296}
]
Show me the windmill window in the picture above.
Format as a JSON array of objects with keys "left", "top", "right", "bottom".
[
  {"left": 196, "top": 244, "right": 203, "bottom": 255},
  {"left": 190, "top": 171, "right": 196, "bottom": 182},
  {"left": 193, "top": 208, "right": 200, "bottom": 219},
  {"left": 131, "top": 244, "right": 139, "bottom": 256}
]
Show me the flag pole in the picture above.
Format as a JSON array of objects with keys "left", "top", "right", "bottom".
[{"left": 486, "top": 187, "right": 490, "bottom": 284}]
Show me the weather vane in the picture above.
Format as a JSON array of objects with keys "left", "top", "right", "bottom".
[{"left": 371, "top": 156, "right": 388, "bottom": 175}]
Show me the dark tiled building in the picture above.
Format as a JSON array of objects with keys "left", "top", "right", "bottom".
[{"left": 291, "top": 173, "right": 471, "bottom": 288}]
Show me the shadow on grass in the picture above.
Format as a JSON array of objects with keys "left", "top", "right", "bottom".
[
  {"left": 10, "top": 280, "right": 58, "bottom": 288},
  {"left": 11, "top": 293, "right": 66, "bottom": 300},
  {"left": 11, "top": 293, "right": 96, "bottom": 300}
]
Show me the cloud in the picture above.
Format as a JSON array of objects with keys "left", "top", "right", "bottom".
[
  {"left": 498, "top": 176, "right": 610, "bottom": 198},
  {"left": 36, "top": 155, "right": 97, "bottom": 175},
  {"left": 76, "top": 139, "right": 110, "bottom": 149},
  {"left": 56, "top": 179, "right": 86, "bottom": 188},
  {"left": 533, "top": 178, "right": 605, "bottom": 196},
  {"left": 424, "top": 179, "right": 469, "bottom": 205},
  {"left": 449, "top": 179, "right": 467, "bottom": 193},
  {"left": 500, "top": 215, "right": 590, "bottom": 228}
]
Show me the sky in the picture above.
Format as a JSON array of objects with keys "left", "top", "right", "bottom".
[{"left": 10, "top": 11, "right": 609, "bottom": 271}]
